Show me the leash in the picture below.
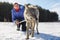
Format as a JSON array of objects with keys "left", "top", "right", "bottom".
[{"left": 19, "top": 20, "right": 26, "bottom": 23}]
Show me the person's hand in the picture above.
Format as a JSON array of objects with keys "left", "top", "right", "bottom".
[{"left": 15, "top": 20, "right": 19, "bottom": 25}]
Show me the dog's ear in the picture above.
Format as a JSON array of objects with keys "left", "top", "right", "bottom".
[
  {"left": 24, "top": 4, "right": 29, "bottom": 9},
  {"left": 24, "top": 4, "right": 28, "bottom": 7}
]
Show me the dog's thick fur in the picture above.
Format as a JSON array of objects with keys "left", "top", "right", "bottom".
[{"left": 24, "top": 4, "right": 39, "bottom": 39}]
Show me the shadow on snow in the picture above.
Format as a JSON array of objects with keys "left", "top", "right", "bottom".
[{"left": 34, "top": 32, "right": 60, "bottom": 40}]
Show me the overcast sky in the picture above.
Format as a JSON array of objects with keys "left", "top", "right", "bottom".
[{"left": 0, "top": 0, "right": 60, "bottom": 19}]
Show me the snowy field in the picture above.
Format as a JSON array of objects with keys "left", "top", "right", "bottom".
[{"left": 0, "top": 22, "right": 60, "bottom": 40}]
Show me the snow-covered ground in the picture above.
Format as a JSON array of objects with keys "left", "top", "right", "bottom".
[{"left": 0, "top": 22, "right": 60, "bottom": 40}]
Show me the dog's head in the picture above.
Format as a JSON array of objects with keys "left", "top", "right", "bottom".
[{"left": 24, "top": 4, "right": 38, "bottom": 20}]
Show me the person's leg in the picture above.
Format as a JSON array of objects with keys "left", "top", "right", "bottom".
[
  {"left": 21, "top": 22, "right": 26, "bottom": 31},
  {"left": 15, "top": 19, "right": 20, "bottom": 31},
  {"left": 17, "top": 23, "right": 20, "bottom": 31}
]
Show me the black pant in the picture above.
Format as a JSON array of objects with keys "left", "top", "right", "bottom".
[{"left": 17, "top": 22, "right": 26, "bottom": 31}]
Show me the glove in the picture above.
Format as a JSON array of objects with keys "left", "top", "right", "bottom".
[{"left": 15, "top": 19, "right": 20, "bottom": 25}]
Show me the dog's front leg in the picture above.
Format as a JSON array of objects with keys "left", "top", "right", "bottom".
[
  {"left": 31, "top": 21, "right": 35, "bottom": 37},
  {"left": 26, "top": 22, "right": 29, "bottom": 40}
]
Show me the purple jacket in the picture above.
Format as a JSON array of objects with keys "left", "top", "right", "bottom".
[{"left": 11, "top": 5, "right": 25, "bottom": 22}]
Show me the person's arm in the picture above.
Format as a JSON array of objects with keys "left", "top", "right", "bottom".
[
  {"left": 11, "top": 10, "right": 16, "bottom": 22},
  {"left": 11, "top": 10, "right": 20, "bottom": 24}
]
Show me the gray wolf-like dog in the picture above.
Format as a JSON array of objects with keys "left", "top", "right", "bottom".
[{"left": 24, "top": 4, "right": 39, "bottom": 39}]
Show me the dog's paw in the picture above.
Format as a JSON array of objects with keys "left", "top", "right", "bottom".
[{"left": 37, "top": 32, "right": 39, "bottom": 34}]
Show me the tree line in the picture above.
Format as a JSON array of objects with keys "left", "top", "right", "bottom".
[
  {"left": 0, "top": 2, "right": 58, "bottom": 22},
  {"left": 37, "top": 6, "right": 58, "bottom": 22}
]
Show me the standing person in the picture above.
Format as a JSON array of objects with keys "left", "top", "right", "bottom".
[{"left": 11, "top": 3, "right": 26, "bottom": 31}]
